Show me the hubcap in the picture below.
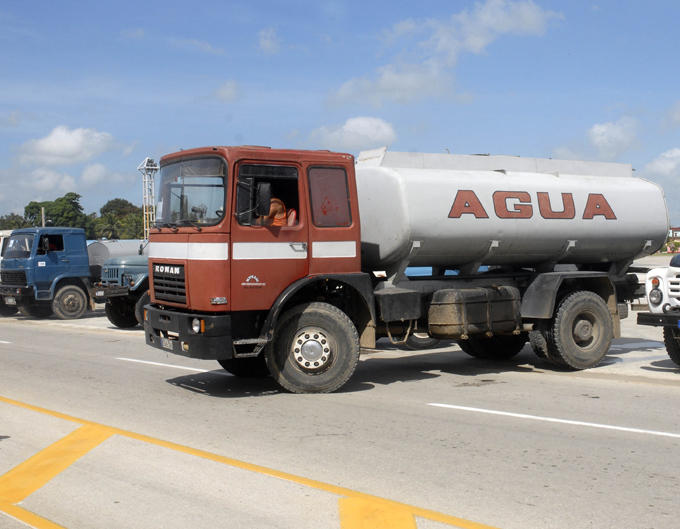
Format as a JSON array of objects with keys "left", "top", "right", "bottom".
[
  {"left": 573, "top": 318, "right": 593, "bottom": 343},
  {"left": 63, "top": 294, "right": 82, "bottom": 314},
  {"left": 290, "top": 327, "right": 332, "bottom": 372}
]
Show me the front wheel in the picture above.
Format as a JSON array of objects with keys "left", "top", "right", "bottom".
[
  {"left": 662, "top": 326, "right": 680, "bottom": 365},
  {"left": 134, "top": 291, "right": 150, "bottom": 325},
  {"left": 52, "top": 285, "right": 87, "bottom": 320},
  {"left": 105, "top": 300, "right": 138, "bottom": 328},
  {"left": 265, "top": 302, "right": 360, "bottom": 394}
]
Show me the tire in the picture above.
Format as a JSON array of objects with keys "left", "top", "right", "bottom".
[
  {"left": 105, "top": 301, "right": 139, "bottom": 328},
  {"left": 403, "top": 332, "right": 442, "bottom": 350},
  {"left": 544, "top": 291, "right": 613, "bottom": 370},
  {"left": 265, "top": 302, "right": 360, "bottom": 394},
  {"left": 459, "top": 334, "right": 528, "bottom": 360},
  {"left": 457, "top": 339, "right": 479, "bottom": 357},
  {"left": 662, "top": 326, "right": 680, "bottom": 366},
  {"left": 0, "top": 298, "right": 17, "bottom": 317},
  {"left": 52, "top": 285, "right": 87, "bottom": 320},
  {"left": 529, "top": 323, "right": 568, "bottom": 367},
  {"left": 134, "top": 291, "right": 150, "bottom": 325},
  {"left": 18, "top": 304, "right": 53, "bottom": 319},
  {"left": 218, "top": 355, "right": 270, "bottom": 377}
]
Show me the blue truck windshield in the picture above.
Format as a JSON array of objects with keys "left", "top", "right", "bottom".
[
  {"left": 156, "top": 157, "right": 227, "bottom": 227},
  {"left": 4, "top": 234, "right": 34, "bottom": 259}
]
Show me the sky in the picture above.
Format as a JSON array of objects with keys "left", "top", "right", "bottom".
[{"left": 2, "top": 0, "right": 680, "bottom": 224}]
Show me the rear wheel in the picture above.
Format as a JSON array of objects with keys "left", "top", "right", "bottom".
[
  {"left": 544, "top": 291, "right": 613, "bottom": 369},
  {"left": 105, "top": 300, "right": 138, "bottom": 328},
  {"left": 459, "top": 334, "right": 528, "bottom": 360},
  {"left": 18, "top": 304, "right": 53, "bottom": 319},
  {"left": 265, "top": 302, "right": 360, "bottom": 394},
  {"left": 218, "top": 355, "right": 270, "bottom": 377},
  {"left": 530, "top": 322, "right": 568, "bottom": 367},
  {"left": 52, "top": 285, "right": 87, "bottom": 320},
  {"left": 0, "top": 298, "right": 17, "bottom": 317},
  {"left": 662, "top": 326, "right": 680, "bottom": 366},
  {"left": 403, "top": 332, "right": 442, "bottom": 350}
]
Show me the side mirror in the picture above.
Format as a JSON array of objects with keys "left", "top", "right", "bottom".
[
  {"left": 41, "top": 237, "right": 50, "bottom": 253},
  {"left": 255, "top": 182, "right": 272, "bottom": 217}
]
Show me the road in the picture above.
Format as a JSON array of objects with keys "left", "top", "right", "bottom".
[{"left": 1, "top": 275, "right": 679, "bottom": 528}]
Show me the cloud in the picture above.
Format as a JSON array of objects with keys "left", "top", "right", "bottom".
[
  {"left": 121, "top": 28, "right": 144, "bottom": 40},
  {"left": 18, "top": 126, "right": 117, "bottom": 166},
  {"left": 587, "top": 117, "right": 639, "bottom": 160},
  {"left": 170, "top": 38, "right": 225, "bottom": 55},
  {"left": 258, "top": 29, "right": 281, "bottom": 54},
  {"left": 332, "top": 0, "right": 562, "bottom": 107},
  {"left": 80, "top": 163, "right": 134, "bottom": 188},
  {"left": 645, "top": 148, "right": 680, "bottom": 176},
  {"left": 309, "top": 117, "right": 397, "bottom": 151},
  {"left": 212, "top": 80, "right": 240, "bottom": 102},
  {"left": 21, "top": 167, "right": 76, "bottom": 193},
  {"left": 0, "top": 110, "right": 21, "bottom": 127}
]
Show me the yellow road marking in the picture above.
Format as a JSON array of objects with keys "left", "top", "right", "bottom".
[
  {"left": 0, "top": 500, "right": 67, "bottom": 529},
  {"left": 0, "top": 425, "right": 114, "bottom": 503},
  {"left": 0, "top": 395, "right": 499, "bottom": 529},
  {"left": 339, "top": 498, "right": 417, "bottom": 528}
]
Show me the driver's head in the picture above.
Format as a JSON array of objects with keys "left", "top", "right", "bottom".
[{"left": 268, "top": 197, "right": 285, "bottom": 218}]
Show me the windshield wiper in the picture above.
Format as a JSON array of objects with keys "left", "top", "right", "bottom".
[
  {"left": 177, "top": 219, "right": 202, "bottom": 231},
  {"left": 153, "top": 221, "right": 178, "bottom": 232}
]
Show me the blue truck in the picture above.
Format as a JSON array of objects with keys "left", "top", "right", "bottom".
[
  {"left": 0, "top": 227, "right": 145, "bottom": 320},
  {"left": 91, "top": 253, "right": 150, "bottom": 328}
]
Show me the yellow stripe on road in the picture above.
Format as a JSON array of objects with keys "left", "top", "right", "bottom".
[
  {"left": 0, "top": 425, "right": 113, "bottom": 503},
  {"left": 0, "top": 395, "right": 499, "bottom": 529},
  {"left": 0, "top": 499, "right": 67, "bottom": 529}
]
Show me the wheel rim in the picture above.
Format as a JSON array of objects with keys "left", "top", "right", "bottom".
[
  {"left": 571, "top": 310, "right": 599, "bottom": 351},
  {"left": 62, "top": 292, "right": 84, "bottom": 315},
  {"left": 290, "top": 327, "right": 332, "bottom": 374}
]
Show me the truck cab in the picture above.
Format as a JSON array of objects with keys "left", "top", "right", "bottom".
[{"left": 0, "top": 227, "right": 91, "bottom": 319}]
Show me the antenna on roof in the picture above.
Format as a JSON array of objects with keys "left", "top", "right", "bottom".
[{"left": 138, "top": 158, "right": 159, "bottom": 240}]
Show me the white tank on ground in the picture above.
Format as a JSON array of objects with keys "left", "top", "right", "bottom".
[{"left": 356, "top": 147, "right": 669, "bottom": 271}]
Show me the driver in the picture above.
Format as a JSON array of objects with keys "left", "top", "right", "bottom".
[{"left": 255, "top": 197, "right": 287, "bottom": 226}]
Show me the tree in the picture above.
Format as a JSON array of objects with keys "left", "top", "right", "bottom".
[
  {"left": 120, "top": 212, "right": 144, "bottom": 239},
  {"left": 0, "top": 213, "right": 31, "bottom": 230},
  {"left": 24, "top": 192, "right": 89, "bottom": 229},
  {"left": 100, "top": 198, "right": 142, "bottom": 218}
]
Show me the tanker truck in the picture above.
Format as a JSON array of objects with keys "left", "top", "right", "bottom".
[
  {"left": 142, "top": 146, "right": 668, "bottom": 393},
  {"left": 0, "top": 227, "right": 145, "bottom": 319}
]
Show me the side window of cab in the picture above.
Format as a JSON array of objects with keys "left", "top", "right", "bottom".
[{"left": 236, "top": 165, "right": 300, "bottom": 227}]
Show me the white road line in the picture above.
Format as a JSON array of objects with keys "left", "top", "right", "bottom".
[
  {"left": 0, "top": 341, "right": 10, "bottom": 344},
  {"left": 609, "top": 341, "right": 663, "bottom": 351},
  {"left": 428, "top": 403, "right": 680, "bottom": 439},
  {"left": 117, "top": 357, "right": 232, "bottom": 376}
]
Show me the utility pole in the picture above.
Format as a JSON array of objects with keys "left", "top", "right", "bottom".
[{"left": 138, "top": 158, "right": 159, "bottom": 240}]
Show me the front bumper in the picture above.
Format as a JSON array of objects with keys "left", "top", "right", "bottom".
[
  {"left": 637, "top": 312, "right": 680, "bottom": 327},
  {"left": 0, "top": 285, "right": 32, "bottom": 306},
  {"left": 88, "top": 284, "right": 130, "bottom": 302},
  {"left": 144, "top": 305, "right": 233, "bottom": 360}
]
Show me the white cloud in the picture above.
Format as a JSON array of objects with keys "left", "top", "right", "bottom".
[
  {"left": 18, "top": 126, "right": 117, "bottom": 166},
  {"left": 645, "top": 148, "right": 680, "bottom": 176},
  {"left": 170, "top": 38, "right": 225, "bottom": 55},
  {"left": 258, "top": 29, "right": 281, "bottom": 54},
  {"left": 587, "top": 117, "right": 639, "bottom": 160},
  {"left": 213, "top": 80, "right": 240, "bottom": 102},
  {"left": 309, "top": 117, "right": 397, "bottom": 151},
  {"left": 332, "top": 0, "right": 562, "bottom": 106},
  {"left": 81, "top": 163, "right": 134, "bottom": 188},
  {"left": 21, "top": 167, "right": 76, "bottom": 193}
]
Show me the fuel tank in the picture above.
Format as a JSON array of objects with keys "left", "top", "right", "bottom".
[{"left": 356, "top": 147, "right": 669, "bottom": 271}]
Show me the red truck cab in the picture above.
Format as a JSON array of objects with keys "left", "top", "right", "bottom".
[{"left": 145, "top": 146, "right": 375, "bottom": 393}]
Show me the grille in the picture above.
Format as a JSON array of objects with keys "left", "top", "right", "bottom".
[
  {"left": 1, "top": 270, "right": 27, "bottom": 286},
  {"left": 669, "top": 275, "right": 680, "bottom": 300},
  {"left": 101, "top": 267, "right": 120, "bottom": 284},
  {"left": 152, "top": 264, "right": 186, "bottom": 304}
]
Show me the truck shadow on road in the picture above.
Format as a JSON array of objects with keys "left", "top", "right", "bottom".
[{"left": 163, "top": 344, "right": 578, "bottom": 397}]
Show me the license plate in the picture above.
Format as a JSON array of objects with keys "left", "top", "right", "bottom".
[
  {"left": 5, "top": 297, "right": 16, "bottom": 305},
  {"left": 161, "top": 337, "right": 173, "bottom": 350},
  {"left": 95, "top": 291, "right": 105, "bottom": 297}
]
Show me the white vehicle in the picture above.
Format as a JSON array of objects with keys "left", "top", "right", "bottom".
[{"left": 637, "top": 255, "right": 680, "bottom": 365}]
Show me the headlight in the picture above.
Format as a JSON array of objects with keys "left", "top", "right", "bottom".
[
  {"left": 191, "top": 318, "right": 201, "bottom": 333},
  {"left": 649, "top": 288, "right": 663, "bottom": 305}
]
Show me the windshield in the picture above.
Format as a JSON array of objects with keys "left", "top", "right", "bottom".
[
  {"left": 156, "top": 157, "right": 226, "bottom": 227},
  {"left": 4, "top": 234, "right": 34, "bottom": 259}
]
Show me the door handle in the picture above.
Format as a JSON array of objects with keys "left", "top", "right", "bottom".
[
  {"left": 61, "top": 257, "right": 69, "bottom": 263},
  {"left": 289, "top": 242, "right": 307, "bottom": 252}
]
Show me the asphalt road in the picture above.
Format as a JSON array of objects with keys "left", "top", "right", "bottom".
[{"left": 1, "top": 267, "right": 679, "bottom": 528}]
